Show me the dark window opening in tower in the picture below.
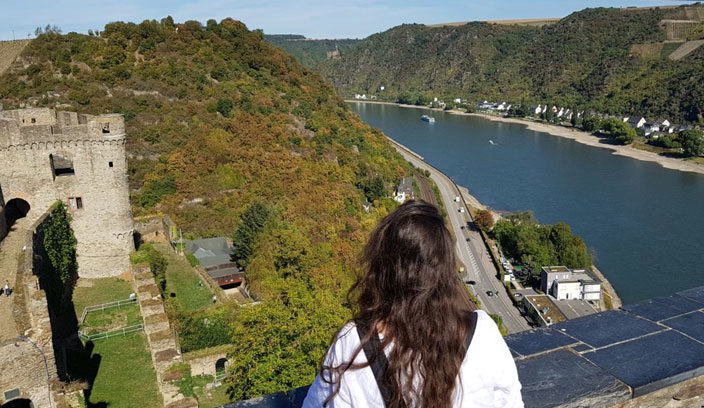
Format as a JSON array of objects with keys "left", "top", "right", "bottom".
[{"left": 50, "top": 154, "right": 75, "bottom": 177}]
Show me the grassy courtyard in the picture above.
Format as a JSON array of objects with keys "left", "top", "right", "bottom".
[
  {"left": 73, "top": 277, "right": 134, "bottom": 319},
  {"left": 80, "top": 302, "right": 142, "bottom": 334},
  {"left": 154, "top": 242, "right": 214, "bottom": 311},
  {"left": 68, "top": 333, "right": 161, "bottom": 408}
]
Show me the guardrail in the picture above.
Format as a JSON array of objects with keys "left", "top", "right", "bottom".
[
  {"left": 78, "top": 323, "right": 145, "bottom": 341},
  {"left": 79, "top": 298, "right": 138, "bottom": 324}
]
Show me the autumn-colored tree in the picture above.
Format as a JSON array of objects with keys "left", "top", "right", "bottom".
[{"left": 474, "top": 209, "right": 494, "bottom": 232}]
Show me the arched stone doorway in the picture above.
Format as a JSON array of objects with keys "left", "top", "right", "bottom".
[
  {"left": 5, "top": 198, "right": 30, "bottom": 229},
  {"left": 215, "top": 357, "right": 228, "bottom": 381},
  {"left": 1, "top": 398, "right": 34, "bottom": 408}
]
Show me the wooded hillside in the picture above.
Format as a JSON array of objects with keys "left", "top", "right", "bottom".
[
  {"left": 319, "top": 5, "right": 704, "bottom": 123},
  {"left": 0, "top": 17, "right": 409, "bottom": 399}
]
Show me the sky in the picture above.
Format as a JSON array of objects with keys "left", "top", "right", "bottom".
[{"left": 0, "top": 0, "right": 698, "bottom": 41}]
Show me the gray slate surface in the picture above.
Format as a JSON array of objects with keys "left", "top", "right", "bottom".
[{"left": 220, "top": 285, "right": 704, "bottom": 407}]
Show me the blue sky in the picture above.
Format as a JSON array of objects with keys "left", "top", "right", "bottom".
[{"left": 0, "top": 0, "right": 697, "bottom": 40}]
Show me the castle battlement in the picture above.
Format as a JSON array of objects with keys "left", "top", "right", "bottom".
[{"left": 0, "top": 108, "right": 125, "bottom": 149}]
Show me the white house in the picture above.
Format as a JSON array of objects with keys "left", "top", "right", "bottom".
[
  {"left": 496, "top": 102, "right": 508, "bottom": 111},
  {"left": 556, "top": 107, "right": 565, "bottom": 117},
  {"left": 379, "top": 86, "right": 385, "bottom": 91},
  {"left": 540, "top": 266, "right": 601, "bottom": 301},
  {"left": 627, "top": 117, "right": 647, "bottom": 129},
  {"left": 453, "top": 98, "right": 462, "bottom": 103},
  {"left": 394, "top": 177, "right": 414, "bottom": 203}
]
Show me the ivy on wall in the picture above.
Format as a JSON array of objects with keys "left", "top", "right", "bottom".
[{"left": 38, "top": 201, "right": 78, "bottom": 309}]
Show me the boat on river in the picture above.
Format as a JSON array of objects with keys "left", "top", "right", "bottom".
[{"left": 421, "top": 114, "right": 435, "bottom": 123}]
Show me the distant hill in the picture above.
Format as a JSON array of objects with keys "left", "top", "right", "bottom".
[
  {"left": 319, "top": 4, "right": 704, "bottom": 123},
  {"left": 264, "top": 34, "right": 360, "bottom": 68}
]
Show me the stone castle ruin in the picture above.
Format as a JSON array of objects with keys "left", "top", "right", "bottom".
[{"left": 0, "top": 107, "right": 134, "bottom": 278}]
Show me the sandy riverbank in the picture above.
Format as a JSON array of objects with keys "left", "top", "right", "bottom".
[{"left": 346, "top": 100, "right": 704, "bottom": 176}]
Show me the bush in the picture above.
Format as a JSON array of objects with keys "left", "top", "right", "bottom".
[
  {"left": 186, "top": 253, "right": 200, "bottom": 267},
  {"left": 176, "top": 308, "right": 232, "bottom": 352},
  {"left": 134, "top": 178, "right": 177, "bottom": 208}
]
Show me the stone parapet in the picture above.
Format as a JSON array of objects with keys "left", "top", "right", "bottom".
[{"left": 222, "top": 285, "right": 704, "bottom": 408}]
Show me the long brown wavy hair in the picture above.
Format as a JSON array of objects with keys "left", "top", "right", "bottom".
[{"left": 322, "top": 199, "right": 475, "bottom": 407}]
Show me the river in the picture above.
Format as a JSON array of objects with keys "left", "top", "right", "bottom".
[{"left": 349, "top": 101, "right": 704, "bottom": 305}]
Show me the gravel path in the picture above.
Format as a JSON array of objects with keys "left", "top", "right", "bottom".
[{"left": 0, "top": 218, "right": 29, "bottom": 341}]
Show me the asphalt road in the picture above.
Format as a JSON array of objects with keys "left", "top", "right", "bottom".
[{"left": 389, "top": 138, "right": 531, "bottom": 334}]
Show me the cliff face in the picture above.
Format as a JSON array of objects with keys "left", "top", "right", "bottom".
[{"left": 319, "top": 5, "right": 704, "bottom": 123}]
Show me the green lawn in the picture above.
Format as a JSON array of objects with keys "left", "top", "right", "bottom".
[
  {"left": 175, "top": 373, "right": 231, "bottom": 408},
  {"left": 68, "top": 333, "right": 161, "bottom": 408},
  {"left": 154, "top": 242, "right": 214, "bottom": 311},
  {"left": 80, "top": 303, "right": 142, "bottom": 334},
  {"left": 197, "top": 383, "right": 232, "bottom": 408},
  {"left": 73, "top": 278, "right": 134, "bottom": 319}
]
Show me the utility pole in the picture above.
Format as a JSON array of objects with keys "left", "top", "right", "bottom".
[{"left": 12, "top": 30, "right": 15, "bottom": 40}]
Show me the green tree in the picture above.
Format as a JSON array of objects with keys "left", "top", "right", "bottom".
[
  {"left": 679, "top": 130, "right": 704, "bottom": 157},
  {"left": 582, "top": 116, "right": 602, "bottom": 132},
  {"left": 601, "top": 118, "right": 636, "bottom": 145},
  {"left": 226, "top": 280, "right": 348, "bottom": 401},
  {"left": 232, "top": 203, "right": 271, "bottom": 266},
  {"left": 217, "top": 98, "right": 234, "bottom": 117}
]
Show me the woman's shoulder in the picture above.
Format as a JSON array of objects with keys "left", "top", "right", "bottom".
[
  {"left": 471, "top": 309, "right": 505, "bottom": 342},
  {"left": 326, "top": 321, "right": 363, "bottom": 363}
]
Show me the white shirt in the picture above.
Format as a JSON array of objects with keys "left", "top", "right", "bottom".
[{"left": 303, "top": 310, "right": 523, "bottom": 408}]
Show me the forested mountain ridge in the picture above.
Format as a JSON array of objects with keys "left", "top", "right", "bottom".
[
  {"left": 264, "top": 34, "right": 360, "bottom": 68},
  {"left": 319, "top": 5, "right": 704, "bottom": 123},
  {"left": 0, "top": 17, "right": 408, "bottom": 399}
]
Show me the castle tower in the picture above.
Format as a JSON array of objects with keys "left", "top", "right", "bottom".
[{"left": 0, "top": 108, "right": 134, "bottom": 278}]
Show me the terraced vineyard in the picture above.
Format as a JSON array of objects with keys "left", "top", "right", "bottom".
[{"left": 0, "top": 40, "right": 30, "bottom": 76}]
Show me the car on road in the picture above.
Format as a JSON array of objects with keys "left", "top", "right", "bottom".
[
  {"left": 486, "top": 290, "right": 494, "bottom": 297},
  {"left": 460, "top": 225, "right": 465, "bottom": 229},
  {"left": 465, "top": 237, "right": 471, "bottom": 242},
  {"left": 459, "top": 207, "right": 465, "bottom": 213},
  {"left": 513, "top": 293, "right": 523, "bottom": 298},
  {"left": 465, "top": 280, "right": 476, "bottom": 285}
]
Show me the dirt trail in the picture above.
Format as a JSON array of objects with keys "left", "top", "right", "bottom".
[
  {"left": 0, "top": 40, "right": 30, "bottom": 76},
  {"left": 669, "top": 39, "right": 704, "bottom": 60},
  {"left": 0, "top": 218, "right": 30, "bottom": 341}
]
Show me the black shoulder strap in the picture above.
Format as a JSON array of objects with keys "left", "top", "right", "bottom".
[
  {"left": 464, "top": 311, "right": 478, "bottom": 352},
  {"left": 356, "top": 320, "right": 396, "bottom": 406},
  {"left": 355, "top": 311, "right": 478, "bottom": 407}
]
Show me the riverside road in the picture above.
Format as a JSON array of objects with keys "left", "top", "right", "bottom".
[{"left": 388, "top": 138, "right": 531, "bottom": 334}]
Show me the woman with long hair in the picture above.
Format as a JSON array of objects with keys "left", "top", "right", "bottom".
[{"left": 303, "top": 200, "right": 522, "bottom": 407}]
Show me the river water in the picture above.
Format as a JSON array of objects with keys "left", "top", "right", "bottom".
[{"left": 349, "top": 101, "right": 704, "bottom": 305}]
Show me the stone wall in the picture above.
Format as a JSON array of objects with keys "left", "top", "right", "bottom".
[
  {"left": 183, "top": 348, "right": 229, "bottom": 377},
  {"left": 0, "top": 108, "right": 134, "bottom": 278},
  {"left": 0, "top": 183, "right": 6, "bottom": 242},
  {"left": 0, "top": 213, "right": 58, "bottom": 408},
  {"left": 135, "top": 215, "right": 170, "bottom": 243}
]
